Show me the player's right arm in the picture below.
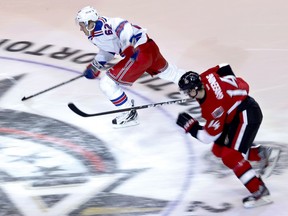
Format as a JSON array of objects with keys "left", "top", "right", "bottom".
[{"left": 176, "top": 112, "right": 224, "bottom": 144}]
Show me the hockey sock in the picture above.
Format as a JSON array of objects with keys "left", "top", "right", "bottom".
[
  {"left": 110, "top": 92, "right": 129, "bottom": 107},
  {"left": 211, "top": 143, "right": 223, "bottom": 158},
  {"left": 247, "top": 145, "right": 261, "bottom": 162},
  {"left": 221, "top": 147, "right": 263, "bottom": 194}
]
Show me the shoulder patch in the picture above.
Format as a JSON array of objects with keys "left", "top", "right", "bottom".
[{"left": 212, "top": 106, "right": 224, "bottom": 118}]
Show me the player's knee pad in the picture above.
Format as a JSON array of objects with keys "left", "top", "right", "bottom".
[
  {"left": 221, "top": 147, "right": 244, "bottom": 169},
  {"left": 99, "top": 74, "right": 123, "bottom": 99},
  {"left": 158, "top": 63, "right": 185, "bottom": 84}
]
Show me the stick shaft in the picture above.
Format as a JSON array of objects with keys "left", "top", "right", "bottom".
[
  {"left": 22, "top": 74, "right": 84, "bottom": 101},
  {"left": 68, "top": 98, "right": 194, "bottom": 117}
]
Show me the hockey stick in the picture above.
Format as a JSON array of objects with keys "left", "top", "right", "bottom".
[
  {"left": 21, "top": 74, "right": 84, "bottom": 101},
  {"left": 68, "top": 98, "right": 194, "bottom": 117}
]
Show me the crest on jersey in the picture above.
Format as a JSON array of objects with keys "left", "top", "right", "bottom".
[{"left": 207, "top": 120, "right": 221, "bottom": 130}]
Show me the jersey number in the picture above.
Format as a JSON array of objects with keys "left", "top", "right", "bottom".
[
  {"left": 220, "top": 75, "right": 238, "bottom": 87},
  {"left": 220, "top": 75, "right": 247, "bottom": 97},
  {"left": 104, "top": 24, "right": 113, "bottom": 35}
]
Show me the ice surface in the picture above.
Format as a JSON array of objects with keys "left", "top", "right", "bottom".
[{"left": 0, "top": 1, "right": 287, "bottom": 215}]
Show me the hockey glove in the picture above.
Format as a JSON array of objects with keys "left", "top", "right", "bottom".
[
  {"left": 83, "top": 60, "right": 104, "bottom": 79},
  {"left": 83, "top": 64, "right": 100, "bottom": 79},
  {"left": 176, "top": 112, "right": 200, "bottom": 136}
]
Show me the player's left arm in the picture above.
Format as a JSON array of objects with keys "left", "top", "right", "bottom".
[
  {"left": 111, "top": 18, "right": 134, "bottom": 49},
  {"left": 112, "top": 18, "right": 140, "bottom": 60}
]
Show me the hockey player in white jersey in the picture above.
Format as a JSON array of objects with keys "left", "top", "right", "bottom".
[{"left": 75, "top": 6, "right": 186, "bottom": 128}]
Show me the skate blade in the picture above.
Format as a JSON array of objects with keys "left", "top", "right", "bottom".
[
  {"left": 112, "top": 120, "right": 140, "bottom": 129},
  {"left": 243, "top": 196, "right": 273, "bottom": 208}
]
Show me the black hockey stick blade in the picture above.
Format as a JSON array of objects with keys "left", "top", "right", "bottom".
[
  {"left": 68, "top": 103, "right": 97, "bottom": 117},
  {"left": 68, "top": 98, "right": 194, "bottom": 117},
  {"left": 21, "top": 96, "right": 29, "bottom": 101}
]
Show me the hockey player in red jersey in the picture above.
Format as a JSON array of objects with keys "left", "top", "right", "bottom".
[
  {"left": 75, "top": 6, "right": 185, "bottom": 128},
  {"left": 176, "top": 64, "right": 280, "bottom": 208}
]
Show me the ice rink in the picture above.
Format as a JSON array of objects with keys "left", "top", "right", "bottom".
[{"left": 0, "top": 0, "right": 288, "bottom": 215}]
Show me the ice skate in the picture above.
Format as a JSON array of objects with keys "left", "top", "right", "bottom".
[
  {"left": 243, "top": 185, "right": 273, "bottom": 208},
  {"left": 258, "top": 146, "right": 281, "bottom": 178},
  {"left": 112, "top": 109, "right": 139, "bottom": 128}
]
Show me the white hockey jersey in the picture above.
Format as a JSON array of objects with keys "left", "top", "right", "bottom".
[{"left": 88, "top": 16, "right": 148, "bottom": 64}]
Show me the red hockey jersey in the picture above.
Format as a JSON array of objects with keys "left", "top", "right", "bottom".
[{"left": 197, "top": 64, "right": 249, "bottom": 141}]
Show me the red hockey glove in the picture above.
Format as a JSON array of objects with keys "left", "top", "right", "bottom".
[{"left": 176, "top": 112, "right": 199, "bottom": 133}]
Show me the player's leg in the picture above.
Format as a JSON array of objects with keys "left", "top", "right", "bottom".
[
  {"left": 157, "top": 63, "right": 186, "bottom": 84},
  {"left": 219, "top": 146, "right": 271, "bottom": 208},
  {"left": 212, "top": 126, "right": 269, "bottom": 207},
  {"left": 226, "top": 99, "right": 273, "bottom": 208},
  {"left": 246, "top": 143, "right": 281, "bottom": 178},
  {"left": 99, "top": 74, "right": 139, "bottom": 128},
  {"left": 142, "top": 39, "right": 186, "bottom": 85},
  {"left": 213, "top": 127, "right": 270, "bottom": 206},
  {"left": 103, "top": 41, "right": 161, "bottom": 127}
]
